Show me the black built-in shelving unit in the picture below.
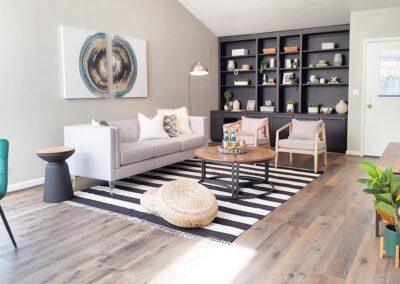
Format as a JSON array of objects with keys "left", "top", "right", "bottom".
[{"left": 212, "top": 25, "right": 349, "bottom": 153}]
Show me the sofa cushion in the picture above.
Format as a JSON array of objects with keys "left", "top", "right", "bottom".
[
  {"left": 176, "top": 134, "right": 204, "bottom": 151},
  {"left": 138, "top": 113, "right": 169, "bottom": 141},
  {"left": 146, "top": 139, "right": 182, "bottom": 157},
  {"left": 109, "top": 119, "right": 140, "bottom": 143},
  {"left": 289, "top": 119, "right": 322, "bottom": 140},
  {"left": 120, "top": 143, "right": 154, "bottom": 165},
  {"left": 279, "top": 139, "right": 326, "bottom": 151},
  {"left": 157, "top": 107, "right": 192, "bottom": 135},
  {"left": 237, "top": 135, "right": 269, "bottom": 146}
]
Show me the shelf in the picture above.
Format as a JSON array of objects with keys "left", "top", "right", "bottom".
[
  {"left": 280, "top": 51, "right": 300, "bottom": 55},
  {"left": 304, "top": 83, "right": 348, "bottom": 86},
  {"left": 303, "top": 65, "right": 349, "bottom": 70},
  {"left": 221, "top": 85, "right": 255, "bottom": 88},
  {"left": 258, "top": 69, "right": 276, "bottom": 72},
  {"left": 258, "top": 53, "right": 277, "bottom": 56},
  {"left": 303, "top": 48, "right": 349, "bottom": 53},
  {"left": 221, "top": 55, "right": 256, "bottom": 59},
  {"left": 279, "top": 84, "right": 299, "bottom": 87},
  {"left": 280, "top": 68, "right": 299, "bottom": 71},
  {"left": 220, "top": 70, "right": 256, "bottom": 73},
  {"left": 258, "top": 84, "right": 277, "bottom": 87}
]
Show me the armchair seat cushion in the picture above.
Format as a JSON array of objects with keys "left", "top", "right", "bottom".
[
  {"left": 279, "top": 139, "right": 326, "bottom": 151},
  {"left": 120, "top": 143, "right": 155, "bottom": 165},
  {"left": 237, "top": 135, "right": 269, "bottom": 146}
]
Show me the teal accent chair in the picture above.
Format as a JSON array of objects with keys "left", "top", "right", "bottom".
[{"left": 0, "top": 139, "right": 17, "bottom": 248}]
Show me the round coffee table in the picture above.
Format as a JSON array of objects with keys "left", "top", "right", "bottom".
[
  {"left": 36, "top": 147, "right": 75, "bottom": 203},
  {"left": 195, "top": 146, "right": 276, "bottom": 200}
]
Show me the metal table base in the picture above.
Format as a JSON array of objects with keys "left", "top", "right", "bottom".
[{"left": 199, "top": 160, "right": 274, "bottom": 200}]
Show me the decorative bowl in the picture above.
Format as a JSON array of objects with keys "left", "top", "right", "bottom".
[{"left": 218, "top": 146, "right": 248, "bottom": 155}]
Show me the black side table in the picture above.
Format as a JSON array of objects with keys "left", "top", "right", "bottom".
[{"left": 36, "top": 147, "right": 75, "bottom": 203}]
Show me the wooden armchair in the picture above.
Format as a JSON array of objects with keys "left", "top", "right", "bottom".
[
  {"left": 223, "top": 119, "right": 270, "bottom": 147},
  {"left": 275, "top": 121, "right": 327, "bottom": 173}
]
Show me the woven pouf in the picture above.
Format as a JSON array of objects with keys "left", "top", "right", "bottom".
[
  {"left": 157, "top": 180, "right": 218, "bottom": 228},
  {"left": 140, "top": 189, "right": 160, "bottom": 216}
]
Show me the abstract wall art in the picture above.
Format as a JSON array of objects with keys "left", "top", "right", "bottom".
[
  {"left": 60, "top": 26, "right": 147, "bottom": 99},
  {"left": 112, "top": 35, "right": 147, "bottom": 98}
]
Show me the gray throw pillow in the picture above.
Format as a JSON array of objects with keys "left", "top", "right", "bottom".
[
  {"left": 289, "top": 119, "right": 322, "bottom": 140},
  {"left": 91, "top": 119, "right": 109, "bottom": 126},
  {"left": 163, "top": 115, "right": 179, "bottom": 137}
]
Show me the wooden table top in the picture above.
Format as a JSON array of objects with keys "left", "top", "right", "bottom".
[
  {"left": 377, "top": 142, "right": 400, "bottom": 174},
  {"left": 36, "top": 146, "right": 75, "bottom": 155},
  {"left": 195, "top": 146, "right": 275, "bottom": 164}
]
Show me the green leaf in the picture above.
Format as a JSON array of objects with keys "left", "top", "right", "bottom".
[
  {"left": 357, "top": 178, "right": 369, "bottom": 184},
  {"left": 376, "top": 193, "right": 393, "bottom": 204},
  {"left": 358, "top": 160, "right": 379, "bottom": 178},
  {"left": 376, "top": 201, "right": 396, "bottom": 217}
]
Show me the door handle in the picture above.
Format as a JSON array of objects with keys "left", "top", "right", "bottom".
[{"left": 367, "top": 103, "right": 372, "bottom": 108}]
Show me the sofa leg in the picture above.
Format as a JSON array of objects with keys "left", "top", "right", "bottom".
[{"left": 109, "top": 181, "right": 115, "bottom": 196}]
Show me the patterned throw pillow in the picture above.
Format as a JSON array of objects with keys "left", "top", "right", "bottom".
[
  {"left": 91, "top": 119, "right": 109, "bottom": 126},
  {"left": 163, "top": 115, "right": 179, "bottom": 137}
]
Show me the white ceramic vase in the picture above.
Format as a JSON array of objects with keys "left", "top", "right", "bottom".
[
  {"left": 335, "top": 100, "right": 348, "bottom": 114},
  {"left": 333, "top": 53, "right": 343, "bottom": 67},
  {"left": 227, "top": 60, "right": 235, "bottom": 71}
]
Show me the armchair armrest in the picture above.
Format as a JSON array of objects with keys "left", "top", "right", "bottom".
[
  {"left": 189, "top": 116, "right": 208, "bottom": 147},
  {"left": 314, "top": 123, "right": 326, "bottom": 152},
  {"left": 254, "top": 121, "right": 269, "bottom": 147},
  {"left": 275, "top": 122, "right": 292, "bottom": 149},
  {"left": 64, "top": 125, "right": 120, "bottom": 182}
]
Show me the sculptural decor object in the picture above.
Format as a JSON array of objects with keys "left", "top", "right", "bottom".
[
  {"left": 333, "top": 53, "right": 343, "bottom": 66},
  {"left": 335, "top": 100, "right": 348, "bottom": 114}
]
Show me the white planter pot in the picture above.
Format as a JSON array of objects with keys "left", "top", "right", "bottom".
[
  {"left": 333, "top": 53, "right": 343, "bottom": 67},
  {"left": 308, "top": 107, "right": 319, "bottom": 114},
  {"left": 286, "top": 104, "right": 295, "bottom": 113},
  {"left": 227, "top": 60, "right": 235, "bottom": 71}
]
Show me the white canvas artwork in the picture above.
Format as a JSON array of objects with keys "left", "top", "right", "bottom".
[
  {"left": 112, "top": 35, "right": 148, "bottom": 98},
  {"left": 60, "top": 26, "right": 109, "bottom": 99},
  {"left": 60, "top": 26, "right": 148, "bottom": 99}
]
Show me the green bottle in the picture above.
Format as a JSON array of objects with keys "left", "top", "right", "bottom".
[
  {"left": 223, "top": 128, "right": 229, "bottom": 148},
  {"left": 230, "top": 127, "right": 236, "bottom": 148}
]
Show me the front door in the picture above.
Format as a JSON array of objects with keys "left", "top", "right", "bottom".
[{"left": 364, "top": 38, "right": 400, "bottom": 156}]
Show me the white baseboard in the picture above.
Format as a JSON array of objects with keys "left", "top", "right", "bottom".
[
  {"left": 8, "top": 177, "right": 44, "bottom": 192},
  {"left": 346, "top": 150, "right": 363, "bottom": 156}
]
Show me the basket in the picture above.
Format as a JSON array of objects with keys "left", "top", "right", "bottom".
[
  {"left": 263, "top": 48, "right": 277, "bottom": 54},
  {"left": 218, "top": 145, "right": 248, "bottom": 154},
  {"left": 284, "top": 46, "right": 299, "bottom": 53}
]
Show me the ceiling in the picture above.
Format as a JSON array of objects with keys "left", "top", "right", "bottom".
[{"left": 178, "top": 0, "right": 400, "bottom": 36}]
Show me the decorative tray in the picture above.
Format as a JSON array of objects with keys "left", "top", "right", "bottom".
[{"left": 218, "top": 145, "right": 248, "bottom": 155}]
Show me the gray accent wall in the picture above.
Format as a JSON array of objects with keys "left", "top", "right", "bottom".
[{"left": 0, "top": 0, "right": 218, "bottom": 185}]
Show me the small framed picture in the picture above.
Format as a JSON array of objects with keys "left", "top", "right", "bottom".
[
  {"left": 267, "top": 78, "right": 275, "bottom": 85},
  {"left": 282, "top": 72, "right": 294, "bottom": 85},
  {"left": 246, "top": 100, "right": 256, "bottom": 111}
]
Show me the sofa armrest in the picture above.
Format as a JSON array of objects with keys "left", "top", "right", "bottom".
[
  {"left": 189, "top": 116, "right": 208, "bottom": 147},
  {"left": 64, "top": 125, "right": 120, "bottom": 182}
]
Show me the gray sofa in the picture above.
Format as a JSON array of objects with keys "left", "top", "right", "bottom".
[{"left": 64, "top": 116, "right": 208, "bottom": 193}]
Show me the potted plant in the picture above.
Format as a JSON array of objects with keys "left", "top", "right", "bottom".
[
  {"left": 259, "top": 61, "right": 268, "bottom": 73},
  {"left": 308, "top": 102, "right": 319, "bottom": 114},
  {"left": 223, "top": 91, "right": 233, "bottom": 110},
  {"left": 358, "top": 160, "right": 400, "bottom": 258},
  {"left": 286, "top": 100, "right": 295, "bottom": 113}
]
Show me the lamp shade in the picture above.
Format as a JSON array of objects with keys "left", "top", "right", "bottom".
[{"left": 190, "top": 61, "right": 208, "bottom": 76}]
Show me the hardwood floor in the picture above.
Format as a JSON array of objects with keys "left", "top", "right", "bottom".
[{"left": 1, "top": 153, "right": 400, "bottom": 283}]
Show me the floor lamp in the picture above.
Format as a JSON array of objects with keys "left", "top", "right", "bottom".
[{"left": 188, "top": 61, "right": 208, "bottom": 115}]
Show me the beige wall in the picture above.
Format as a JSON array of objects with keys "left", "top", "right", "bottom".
[
  {"left": 0, "top": 0, "right": 218, "bottom": 185},
  {"left": 347, "top": 6, "right": 400, "bottom": 154}
]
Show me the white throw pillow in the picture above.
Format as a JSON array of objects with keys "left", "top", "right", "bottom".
[
  {"left": 138, "top": 113, "right": 169, "bottom": 141},
  {"left": 157, "top": 107, "right": 192, "bottom": 135},
  {"left": 289, "top": 119, "right": 322, "bottom": 140}
]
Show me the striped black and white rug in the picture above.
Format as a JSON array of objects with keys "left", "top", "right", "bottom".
[{"left": 66, "top": 159, "right": 322, "bottom": 243}]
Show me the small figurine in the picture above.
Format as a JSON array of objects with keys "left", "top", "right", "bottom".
[
  {"left": 265, "top": 100, "right": 272, "bottom": 106},
  {"left": 262, "top": 74, "right": 268, "bottom": 85}
]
